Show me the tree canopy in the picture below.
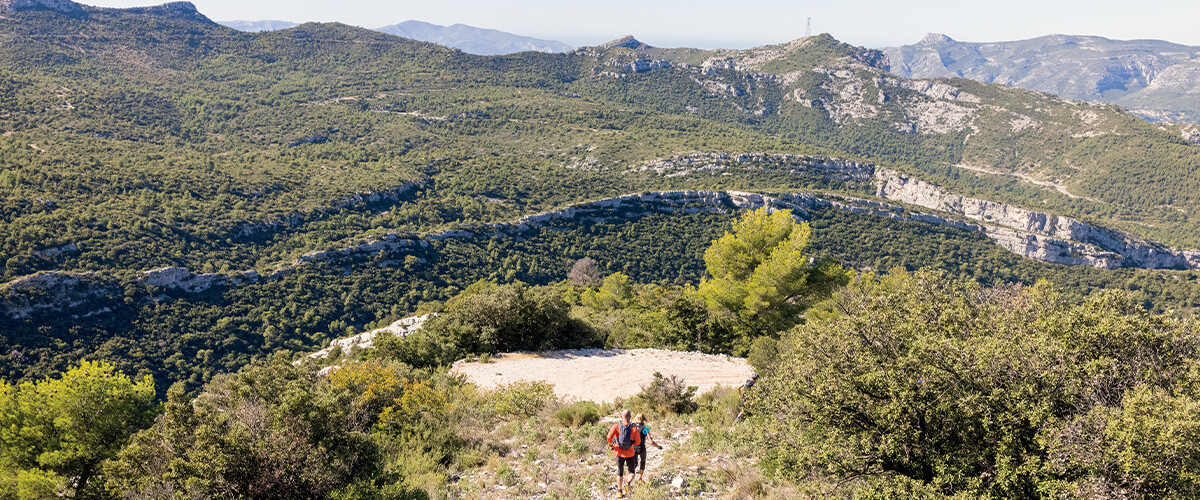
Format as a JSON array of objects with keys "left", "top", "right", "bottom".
[
  {"left": 0, "top": 360, "right": 156, "bottom": 498},
  {"left": 698, "top": 207, "right": 847, "bottom": 342}
]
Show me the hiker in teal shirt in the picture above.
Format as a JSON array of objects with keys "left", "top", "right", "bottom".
[{"left": 632, "top": 413, "right": 662, "bottom": 483}]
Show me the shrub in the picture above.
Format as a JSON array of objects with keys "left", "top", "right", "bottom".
[
  {"left": 495, "top": 463, "right": 518, "bottom": 487},
  {"left": 746, "top": 336, "right": 779, "bottom": 377},
  {"left": 378, "top": 281, "right": 601, "bottom": 368},
  {"left": 748, "top": 270, "right": 1200, "bottom": 498},
  {"left": 636, "top": 372, "right": 697, "bottom": 414},
  {"left": 552, "top": 401, "right": 601, "bottom": 428},
  {"left": 488, "top": 381, "right": 557, "bottom": 418}
]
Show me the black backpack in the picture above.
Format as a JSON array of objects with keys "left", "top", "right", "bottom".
[{"left": 617, "top": 423, "right": 635, "bottom": 449}]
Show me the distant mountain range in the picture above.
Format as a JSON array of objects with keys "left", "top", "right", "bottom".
[
  {"left": 885, "top": 33, "right": 1200, "bottom": 122},
  {"left": 218, "top": 20, "right": 297, "bottom": 32},
  {"left": 217, "top": 18, "right": 572, "bottom": 56},
  {"left": 375, "top": 20, "right": 571, "bottom": 56}
]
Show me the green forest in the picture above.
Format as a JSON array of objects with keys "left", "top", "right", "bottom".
[
  {"left": 5, "top": 208, "right": 1200, "bottom": 499},
  {"left": 5, "top": 2, "right": 1200, "bottom": 498}
]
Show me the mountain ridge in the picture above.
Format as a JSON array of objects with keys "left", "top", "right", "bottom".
[
  {"left": 1, "top": 0, "right": 209, "bottom": 22},
  {"left": 218, "top": 19, "right": 297, "bottom": 32},
  {"left": 4, "top": 3, "right": 1200, "bottom": 264},
  {"left": 885, "top": 33, "right": 1200, "bottom": 121},
  {"left": 375, "top": 19, "right": 571, "bottom": 55}
]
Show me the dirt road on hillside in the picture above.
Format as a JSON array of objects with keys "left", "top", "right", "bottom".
[{"left": 452, "top": 348, "right": 754, "bottom": 402}]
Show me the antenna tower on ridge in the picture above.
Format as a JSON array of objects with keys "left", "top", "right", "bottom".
[{"left": 806, "top": 17, "right": 812, "bottom": 37}]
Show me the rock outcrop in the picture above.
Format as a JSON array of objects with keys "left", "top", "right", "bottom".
[
  {"left": 0, "top": 0, "right": 82, "bottom": 15},
  {"left": 600, "top": 35, "right": 648, "bottom": 51},
  {"left": 32, "top": 242, "right": 79, "bottom": 259},
  {"left": 292, "top": 233, "right": 425, "bottom": 265},
  {"left": 1182, "top": 125, "right": 1200, "bottom": 145},
  {"left": 2, "top": 271, "right": 114, "bottom": 319},
  {"left": 874, "top": 169, "right": 1200, "bottom": 269},
  {"left": 306, "top": 314, "right": 437, "bottom": 374},
  {"left": 11, "top": 152, "right": 1200, "bottom": 321},
  {"left": 626, "top": 59, "right": 670, "bottom": 73},
  {"left": 141, "top": 266, "right": 259, "bottom": 293}
]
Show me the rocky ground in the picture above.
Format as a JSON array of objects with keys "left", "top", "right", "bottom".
[
  {"left": 447, "top": 390, "right": 791, "bottom": 499},
  {"left": 445, "top": 349, "right": 799, "bottom": 499}
]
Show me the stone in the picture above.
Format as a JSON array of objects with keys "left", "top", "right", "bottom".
[{"left": 671, "top": 475, "right": 686, "bottom": 489}]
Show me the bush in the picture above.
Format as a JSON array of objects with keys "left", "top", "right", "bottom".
[
  {"left": 748, "top": 270, "right": 1200, "bottom": 498},
  {"left": 636, "top": 372, "right": 698, "bottom": 414},
  {"left": 487, "top": 381, "right": 557, "bottom": 418},
  {"left": 552, "top": 401, "right": 601, "bottom": 428},
  {"left": 495, "top": 463, "right": 518, "bottom": 487},
  {"left": 746, "top": 336, "right": 779, "bottom": 376},
  {"left": 378, "top": 281, "right": 601, "bottom": 368}
]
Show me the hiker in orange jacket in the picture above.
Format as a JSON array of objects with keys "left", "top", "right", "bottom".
[{"left": 607, "top": 409, "right": 642, "bottom": 497}]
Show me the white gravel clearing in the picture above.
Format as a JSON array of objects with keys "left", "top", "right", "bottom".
[{"left": 451, "top": 348, "right": 754, "bottom": 403}]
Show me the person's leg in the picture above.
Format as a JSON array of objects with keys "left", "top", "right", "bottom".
[
  {"left": 637, "top": 446, "right": 647, "bottom": 481},
  {"left": 616, "top": 455, "right": 625, "bottom": 494}
]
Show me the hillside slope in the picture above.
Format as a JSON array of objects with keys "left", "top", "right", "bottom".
[{"left": 7, "top": 0, "right": 1200, "bottom": 391}]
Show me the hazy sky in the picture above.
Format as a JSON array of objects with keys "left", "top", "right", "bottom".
[{"left": 84, "top": 0, "right": 1200, "bottom": 49}]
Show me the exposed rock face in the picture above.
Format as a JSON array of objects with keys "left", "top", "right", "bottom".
[
  {"left": 11, "top": 154, "right": 1200, "bottom": 321},
  {"left": 32, "top": 242, "right": 79, "bottom": 259},
  {"left": 293, "top": 233, "right": 425, "bottom": 265},
  {"left": 141, "top": 266, "right": 259, "bottom": 293},
  {"left": 875, "top": 169, "right": 1200, "bottom": 269},
  {"left": 627, "top": 59, "right": 669, "bottom": 73},
  {"left": 121, "top": 2, "right": 205, "bottom": 19},
  {"left": 0, "top": 0, "right": 83, "bottom": 15},
  {"left": 636, "top": 152, "right": 873, "bottom": 181},
  {"left": 1182, "top": 125, "right": 1200, "bottom": 145},
  {"left": 306, "top": 314, "right": 437, "bottom": 372},
  {"left": 2, "top": 272, "right": 114, "bottom": 319},
  {"left": 600, "top": 35, "right": 647, "bottom": 51}
]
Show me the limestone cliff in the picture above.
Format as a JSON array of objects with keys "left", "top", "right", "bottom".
[{"left": 874, "top": 169, "right": 1200, "bottom": 269}]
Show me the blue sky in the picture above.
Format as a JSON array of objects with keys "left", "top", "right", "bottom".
[{"left": 85, "top": 0, "right": 1200, "bottom": 49}]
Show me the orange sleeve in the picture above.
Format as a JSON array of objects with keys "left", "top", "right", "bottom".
[
  {"left": 633, "top": 430, "right": 641, "bottom": 447},
  {"left": 607, "top": 424, "right": 618, "bottom": 445}
]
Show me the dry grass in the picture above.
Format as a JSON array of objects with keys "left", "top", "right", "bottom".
[{"left": 442, "top": 382, "right": 803, "bottom": 499}]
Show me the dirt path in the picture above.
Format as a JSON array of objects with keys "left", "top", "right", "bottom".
[
  {"left": 452, "top": 348, "right": 754, "bottom": 402},
  {"left": 955, "top": 163, "right": 1100, "bottom": 202}
]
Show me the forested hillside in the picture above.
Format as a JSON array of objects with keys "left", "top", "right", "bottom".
[
  {"left": 3, "top": 0, "right": 1200, "bottom": 389},
  {"left": 4, "top": 0, "right": 1200, "bottom": 286}
]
